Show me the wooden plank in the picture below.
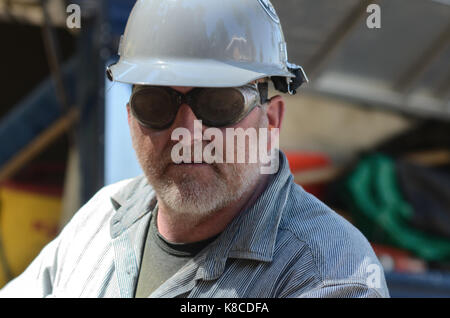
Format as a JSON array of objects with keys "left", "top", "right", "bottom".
[
  {"left": 403, "top": 149, "right": 450, "bottom": 166},
  {"left": 293, "top": 149, "right": 450, "bottom": 186},
  {"left": 0, "top": 108, "right": 79, "bottom": 183},
  {"left": 293, "top": 165, "right": 344, "bottom": 185}
]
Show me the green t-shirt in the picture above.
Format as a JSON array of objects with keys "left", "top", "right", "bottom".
[{"left": 134, "top": 208, "right": 219, "bottom": 298}]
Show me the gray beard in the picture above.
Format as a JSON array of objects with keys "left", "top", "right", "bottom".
[
  {"left": 131, "top": 111, "right": 267, "bottom": 220},
  {"left": 148, "top": 162, "right": 261, "bottom": 219}
]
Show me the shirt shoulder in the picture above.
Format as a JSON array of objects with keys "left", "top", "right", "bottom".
[
  {"left": 278, "top": 182, "right": 389, "bottom": 296},
  {"left": 61, "top": 176, "right": 145, "bottom": 239}
]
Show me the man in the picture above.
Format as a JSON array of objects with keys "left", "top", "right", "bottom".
[{"left": 0, "top": 0, "right": 389, "bottom": 298}]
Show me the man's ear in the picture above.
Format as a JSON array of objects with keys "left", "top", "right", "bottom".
[
  {"left": 266, "top": 95, "right": 285, "bottom": 130},
  {"left": 126, "top": 103, "right": 131, "bottom": 124},
  {"left": 264, "top": 95, "right": 284, "bottom": 153}
]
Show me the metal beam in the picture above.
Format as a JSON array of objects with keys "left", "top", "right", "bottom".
[
  {"left": 75, "top": 0, "right": 109, "bottom": 204},
  {"left": 309, "top": 72, "right": 450, "bottom": 120},
  {"left": 40, "top": 0, "right": 70, "bottom": 113},
  {"left": 305, "top": 0, "right": 378, "bottom": 79},
  {"left": 394, "top": 23, "right": 450, "bottom": 93}
]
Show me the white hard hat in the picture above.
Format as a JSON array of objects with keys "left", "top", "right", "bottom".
[{"left": 107, "top": 0, "right": 308, "bottom": 94}]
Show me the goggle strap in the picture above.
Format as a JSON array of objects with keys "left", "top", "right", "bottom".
[{"left": 257, "top": 82, "right": 269, "bottom": 104}]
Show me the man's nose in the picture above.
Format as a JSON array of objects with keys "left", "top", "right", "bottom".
[{"left": 170, "top": 103, "right": 205, "bottom": 145}]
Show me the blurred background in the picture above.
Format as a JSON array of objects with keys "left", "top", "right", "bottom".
[{"left": 0, "top": 0, "right": 449, "bottom": 297}]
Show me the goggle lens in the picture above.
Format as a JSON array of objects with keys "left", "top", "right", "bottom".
[
  {"left": 193, "top": 88, "right": 245, "bottom": 127},
  {"left": 131, "top": 87, "right": 178, "bottom": 129},
  {"left": 130, "top": 84, "right": 264, "bottom": 129}
]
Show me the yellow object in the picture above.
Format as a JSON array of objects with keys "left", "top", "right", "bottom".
[{"left": 0, "top": 185, "right": 61, "bottom": 288}]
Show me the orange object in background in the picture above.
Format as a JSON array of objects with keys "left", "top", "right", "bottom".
[
  {"left": 284, "top": 151, "right": 331, "bottom": 199},
  {"left": 0, "top": 164, "right": 63, "bottom": 288}
]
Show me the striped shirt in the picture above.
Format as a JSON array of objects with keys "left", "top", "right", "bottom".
[{"left": 0, "top": 151, "right": 389, "bottom": 298}]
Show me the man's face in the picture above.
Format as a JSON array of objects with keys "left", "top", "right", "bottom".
[{"left": 127, "top": 86, "right": 272, "bottom": 218}]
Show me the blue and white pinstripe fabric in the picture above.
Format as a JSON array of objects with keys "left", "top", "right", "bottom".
[{"left": 0, "top": 151, "right": 390, "bottom": 298}]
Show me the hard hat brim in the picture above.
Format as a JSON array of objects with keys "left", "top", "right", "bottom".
[{"left": 108, "top": 58, "right": 293, "bottom": 87}]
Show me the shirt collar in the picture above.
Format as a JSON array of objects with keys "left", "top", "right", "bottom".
[
  {"left": 109, "top": 151, "right": 293, "bottom": 278},
  {"left": 198, "top": 151, "right": 293, "bottom": 279},
  {"left": 109, "top": 176, "right": 156, "bottom": 239}
]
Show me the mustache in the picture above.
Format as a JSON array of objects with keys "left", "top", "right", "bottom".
[
  {"left": 169, "top": 139, "right": 224, "bottom": 163},
  {"left": 160, "top": 140, "right": 223, "bottom": 172}
]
